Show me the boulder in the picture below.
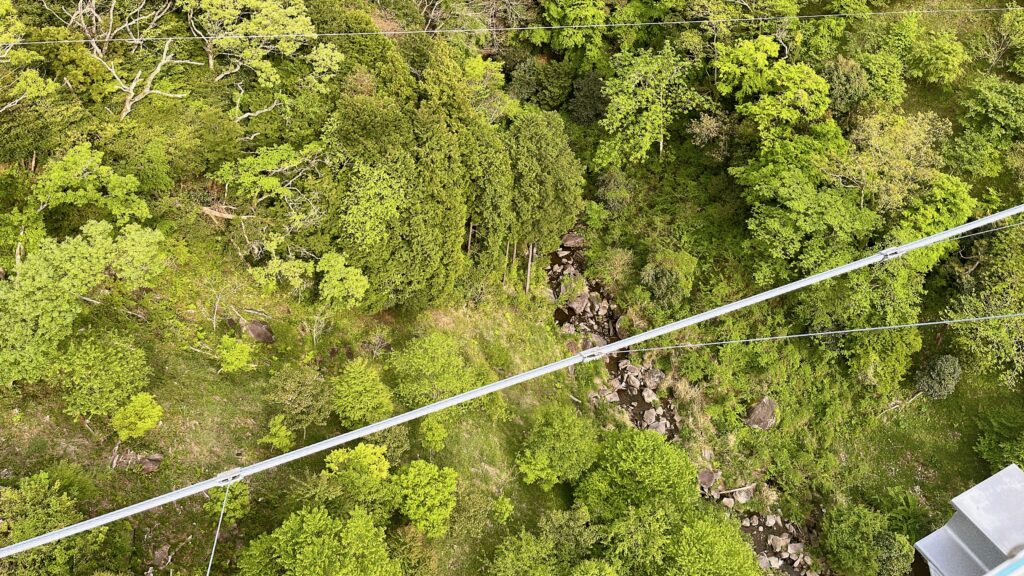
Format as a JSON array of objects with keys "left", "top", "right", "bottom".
[
  {"left": 649, "top": 420, "right": 669, "bottom": 435},
  {"left": 745, "top": 397, "right": 777, "bottom": 430},
  {"left": 243, "top": 319, "right": 275, "bottom": 344},
  {"left": 568, "top": 292, "right": 590, "bottom": 314},
  {"left": 643, "top": 408, "right": 657, "bottom": 425},
  {"left": 734, "top": 484, "right": 755, "bottom": 504},
  {"left": 722, "top": 497, "right": 735, "bottom": 509},
  {"left": 641, "top": 388, "right": 658, "bottom": 404},
  {"left": 141, "top": 453, "right": 164, "bottom": 473},
  {"left": 698, "top": 468, "right": 721, "bottom": 490},
  {"left": 562, "top": 232, "right": 585, "bottom": 248}
]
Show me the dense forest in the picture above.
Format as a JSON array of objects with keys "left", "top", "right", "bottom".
[{"left": 2, "top": 0, "right": 1024, "bottom": 574}]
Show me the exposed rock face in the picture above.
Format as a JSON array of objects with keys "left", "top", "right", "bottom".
[
  {"left": 745, "top": 397, "right": 777, "bottom": 430},
  {"left": 550, "top": 234, "right": 682, "bottom": 439},
  {"left": 562, "top": 232, "right": 585, "bottom": 249},
  {"left": 243, "top": 319, "right": 275, "bottom": 343}
]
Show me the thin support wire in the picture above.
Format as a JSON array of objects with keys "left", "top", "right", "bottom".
[
  {"left": 954, "top": 219, "right": 1024, "bottom": 241},
  {"left": 623, "top": 312, "right": 1024, "bottom": 354},
  {"left": 205, "top": 483, "right": 233, "bottom": 576},
  {"left": 4, "top": 6, "right": 1022, "bottom": 47}
]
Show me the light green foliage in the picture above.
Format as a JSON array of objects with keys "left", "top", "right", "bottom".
[
  {"left": 178, "top": 0, "right": 316, "bottom": 85},
  {"left": 0, "top": 1, "right": 60, "bottom": 114},
  {"left": 111, "top": 393, "right": 163, "bottom": 441},
  {"left": 267, "top": 363, "right": 333, "bottom": 433},
  {"left": 419, "top": 413, "right": 449, "bottom": 452},
  {"left": 504, "top": 107, "right": 586, "bottom": 253},
  {"left": 61, "top": 333, "right": 151, "bottom": 419},
  {"left": 204, "top": 482, "right": 251, "bottom": 526},
  {"left": 332, "top": 357, "right": 394, "bottom": 428},
  {"left": 311, "top": 444, "right": 398, "bottom": 521},
  {"left": 490, "top": 507, "right": 599, "bottom": 576},
  {"left": 949, "top": 227, "right": 1024, "bottom": 387},
  {"left": 317, "top": 252, "right": 368, "bottom": 309},
  {"left": 915, "top": 355, "right": 961, "bottom": 399},
  {"left": 524, "top": 0, "right": 607, "bottom": 62},
  {"left": 217, "top": 335, "right": 255, "bottom": 373},
  {"left": 0, "top": 221, "right": 163, "bottom": 388},
  {"left": 237, "top": 506, "right": 401, "bottom": 576},
  {"left": 894, "top": 15, "right": 968, "bottom": 85},
  {"left": 516, "top": 404, "right": 600, "bottom": 490},
  {"left": 492, "top": 495, "right": 514, "bottom": 525},
  {"left": 259, "top": 414, "right": 296, "bottom": 452},
  {"left": 388, "top": 331, "right": 475, "bottom": 408},
  {"left": 1000, "top": 5, "right": 1024, "bottom": 74},
  {"left": 395, "top": 460, "right": 458, "bottom": 537},
  {"left": 597, "top": 43, "right": 707, "bottom": 167},
  {"left": 576, "top": 429, "right": 699, "bottom": 521},
  {"left": 570, "top": 560, "right": 619, "bottom": 576},
  {"left": 33, "top": 144, "right": 149, "bottom": 225},
  {"left": 822, "top": 503, "right": 913, "bottom": 576},
  {"left": 716, "top": 36, "right": 830, "bottom": 140},
  {"left": 213, "top": 143, "right": 321, "bottom": 213},
  {"left": 662, "top": 514, "right": 761, "bottom": 576},
  {"left": 0, "top": 473, "right": 106, "bottom": 576},
  {"left": 845, "top": 112, "right": 950, "bottom": 215}
]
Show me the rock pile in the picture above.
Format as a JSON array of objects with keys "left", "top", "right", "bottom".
[
  {"left": 743, "top": 511, "right": 821, "bottom": 576},
  {"left": 591, "top": 359, "right": 680, "bottom": 437},
  {"left": 548, "top": 246, "right": 619, "bottom": 343},
  {"left": 548, "top": 232, "right": 682, "bottom": 439}
]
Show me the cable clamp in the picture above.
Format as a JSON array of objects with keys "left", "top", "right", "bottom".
[
  {"left": 580, "top": 347, "right": 608, "bottom": 362},
  {"left": 214, "top": 468, "right": 244, "bottom": 486},
  {"left": 878, "top": 246, "right": 907, "bottom": 261}
]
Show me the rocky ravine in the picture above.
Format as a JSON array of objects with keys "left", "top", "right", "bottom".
[
  {"left": 547, "top": 232, "right": 681, "bottom": 438},
  {"left": 546, "top": 232, "right": 826, "bottom": 576}
]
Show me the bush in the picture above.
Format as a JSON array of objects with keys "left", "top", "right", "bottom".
[
  {"left": 62, "top": 333, "right": 151, "bottom": 419},
  {"left": 516, "top": 404, "right": 600, "bottom": 490},
  {"left": 204, "top": 482, "right": 251, "bottom": 527},
  {"left": 395, "top": 460, "right": 458, "bottom": 538},
  {"left": 259, "top": 414, "right": 295, "bottom": 452},
  {"left": 388, "top": 331, "right": 475, "bottom": 407},
  {"left": 218, "top": 336, "right": 255, "bottom": 373},
  {"left": 110, "top": 392, "right": 163, "bottom": 441},
  {"left": 575, "top": 429, "right": 699, "bottom": 521},
  {"left": 822, "top": 503, "right": 914, "bottom": 576},
  {"left": 333, "top": 357, "right": 394, "bottom": 428},
  {"left": 915, "top": 354, "right": 961, "bottom": 399},
  {"left": 267, "top": 363, "right": 333, "bottom": 433}
]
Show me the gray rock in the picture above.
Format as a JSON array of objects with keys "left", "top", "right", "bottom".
[
  {"left": 643, "top": 408, "right": 657, "bottom": 424},
  {"left": 698, "top": 468, "right": 721, "bottom": 489},
  {"left": 734, "top": 484, "right": 755, "bottom": 504},
  {"left": 650, "top": 420, "right": 669, "bottom": 435},
  {"left": 568, "top": 293, "right": 590, "bottom": 314},
  {"left": 745, "top": 396, "right": 777, "bottom": 430},
  {"left": 722, "top": 497, "right": 735, "bottom": 509},
  {"left": 562, "top": 232, "right": 585, "bottom": 248},
  {"left": 243, "top": 319, "right": 275, "bottom": 344},
  {"left": 641, "top": 388, "right": 658, "bottom": 404}
]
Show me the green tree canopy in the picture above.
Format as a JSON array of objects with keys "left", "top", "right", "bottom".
[
  {"left": 516, "top": 404, "right": 600, "bottom": 490},
  {"left": 395, "top": 460, "right": 458, "bottom": 538},
  {"left": 597, "top": 43, "right": 707, "bottom": 167},
  {"left": 575, "top": 429, "right": 699, "bottom": 521},
  {"left": 0, "top": 473, "right": 107, "bottom": 576},
  {"left": 333, "top": 357, "right": 395, "bottom": 428}
]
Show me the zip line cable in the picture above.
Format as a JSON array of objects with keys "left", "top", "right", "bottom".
[
  {"left": 4, "top": 5, "right": 1022, "bottom": 47},
  {"left": 622, "top": 311, "right": 1024, "bottom": 354},
  {"left": 2, "top": 202, "right": 1024, "bottom": 559}
]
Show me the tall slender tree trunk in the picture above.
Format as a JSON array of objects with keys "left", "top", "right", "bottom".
[
  {"left": 525, "top": 243, "right": 534, "bottom": 294},
  {"left": 503, "top": 239, "right": 511, "bottom": 285},
  {"left": 467, "top": 221, "right": 474, "bottom": 256}
]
